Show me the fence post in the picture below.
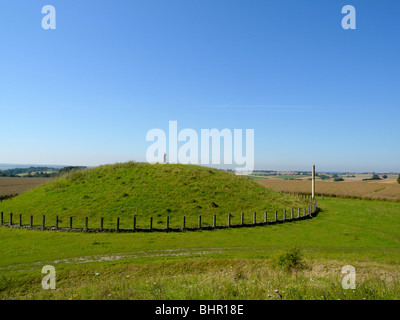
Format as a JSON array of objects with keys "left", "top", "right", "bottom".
[
  {"left": 183, "top": 216, "right": 186, "bottom": 230},
  {"left": 291, "top": 208, "right": 293, "bottom": 219},
  {"left": 0, "top": 212, "right": 3, "bottom": 225},
  {"left": 264, "top": 211, "right": 267, "bottom": 224},
  {"left": 30, "top": 215, "right": 33, "bottom": 228},
  {"left": 166, "top": 216, "right": 169, "bottom": 231},
  {"left": 42, "top": 215, "right": 45, "bottom": 229},
  {"left": 198, "top": 215, "right": 202, "bottom": 229},
  {"left": 150, "top": 217, "right": 153, "bottom": 231},
  {"left": 9, "top": 213, "right": 12, "bottom": 226},
  {"left": 274, "top": 211, "right": 277, "bottom": 221},
  {"left": 70, "top": 217, "right": 73, "bottom": 230},
  {"left": 117, "top": 217, "right": 120, "bottom": 232},
  {"left": 283, "top": 209, "right": 286, "bottom": 221},
  {"left": 303, "top": 208, "right": 306, "bottom": 217},
  {"left": 133, "top": 216, "right": 136, "bottom": 231},
  {"left": 100, "top": 217, "right": 103, "bottom": 230},
  {"left": 253, "top": 212, "right": 256, "bottom": 224},
  {"left": 322, "top": 195, "right": 324, "bottom": 200},
  {"left": 85, "top": 217, "right": 89, "bottom": 232},
  {"left": 228, "top": 213, "right": 231, "bottom": 227},
  {"left": 19, "top": 214, "right": 22, "bottom": 227},
  {"left": 298, "top": 208, "right": 300, "bottom": 219},
  {"left": 213, "top": 215, "right": 216, "bottom": 228},
  {"left": 241, "top": 212, "right": 244, "bottom": 225}
]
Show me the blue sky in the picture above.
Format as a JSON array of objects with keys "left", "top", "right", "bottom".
[{"left": 0, "top": 0, "right": 399, "bottom": 172}]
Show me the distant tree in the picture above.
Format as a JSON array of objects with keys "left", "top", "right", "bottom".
[
  {"left": 58, "top": 166, "right": 86, "bottom": 175},
  {"left": 333, "top": 177, "right": 344, "bottom": 182},
  {"left": 382, "top": 175, "right": 388, "bottom": 179},
  {"left": 398, "top": 174, "right": 400, "bottom": 184},
  {"left": 371, "top": 174, "right": 381, "bottom": 180}
]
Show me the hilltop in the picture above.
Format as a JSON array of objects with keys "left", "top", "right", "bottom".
[{"left": 0, "top": 162, "right": 311, "bottom": 228}]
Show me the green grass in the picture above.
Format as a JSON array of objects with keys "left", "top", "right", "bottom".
[
  {"left": 0, "top": 162, "right": 311, "bottom": 229},
  {"left": 1, "top": 196, "right": 400, "bottom": 299}
]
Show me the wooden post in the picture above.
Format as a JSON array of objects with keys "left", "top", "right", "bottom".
[
  {"left": 312, "top": 165, "right": 316, "bottom": 200},
  {"left": 182, "top": 216, "right": 186, "bottom": 230},
  {"left": 291, "top": 208, "right": 293, "bottom": 219},
  {"left": 274, "top": 211, "right": 277, "bottom": 221},
  {"left": 150, "top": 217, "right": 153, "bottom": 231},
  {"left": 283, "top": 209, "right": 286, "bottom": 221},
  {"left": 228, "top": 213, "right": 231, "bottom": 227},
  {"left": 19, "top": 214, "right": 22, "bottom": 227},
  {"left": 298, "top": 208, "right": 300, "bottom": 218},
  {"left": 55, "top": 216, "right": 58, "bottom": 230},
  {"left": 42, "top": 215, "right": 45, "bottom": 229},
  {"left": 213, "top": 215, "right": 216, "bottom": 228},
  {"left": 303, "top": 208, "right": 306, "bottom": 217},
  {"left": 100, "top": 217, "right": 104, "bottom": 230},
  {"left": 198, "top": 215, "right": 202, "bottom": 229},
  {"left": 264, "top": 212, "right": 267, "bottom": 223},
  {"left": 253, "top": 212, "right": 256, "bottom": 224},
  {"left": 70, "top": 217, "right": 73, "bottom": 230},
  {"left": 133, "top": 216, "right": 136, "bottom": 231},
  {"left": 322, "top": 195, "right": 324, "bottom": 200},
  {"left": 117, "top": 217, "right": 120, "bottom": 231},
  {"left": 30, "top": 215, "right": 33, "bottom": 228},
  {"left": 0, "top": 212, "right": 3, "bottom": 225},
  {"left": 241, "top": 212, "right": 244, "bottom": 225},
  {"left": 166, "top": 216, "right": 169, "bottom": 231},
  {"left": 85, "top": 217, "right": 88, "bottom": 232},
  {"left": 9, "top": 213, "right": 12, "bottom": 226}
]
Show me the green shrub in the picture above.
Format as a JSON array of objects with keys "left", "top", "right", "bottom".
[{"left": 276, "top": 247, "right": 305, "bottom": 272}]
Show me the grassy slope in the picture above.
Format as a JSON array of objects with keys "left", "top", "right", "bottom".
[
  {"left": 1, "top": 196, "right": 400, "bottom": 299},
  {"left": 0, "top": 162, "right": 310, "bottom": 228}
]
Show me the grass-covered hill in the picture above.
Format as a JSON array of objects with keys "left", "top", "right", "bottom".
[{"left": 0, "top": 162, "right": 311, "bottom": 229}]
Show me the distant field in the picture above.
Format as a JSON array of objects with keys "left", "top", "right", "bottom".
[
  {"left": 0, "top": 177, "right": 52, "bottom": 197},
  {"left": 255, "top": 179, "right": 400, "bottom": 201}
]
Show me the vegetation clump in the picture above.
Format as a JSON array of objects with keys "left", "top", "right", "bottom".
[{"left": 275, "top": 247, "right": 305, "bottom": 272}]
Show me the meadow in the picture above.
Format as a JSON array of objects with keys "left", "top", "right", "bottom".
[{"left": 1, "top": 196, "right": 399, "bottom": 300}]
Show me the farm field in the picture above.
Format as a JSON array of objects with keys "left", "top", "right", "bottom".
[
  {"left": 255, "top": 179, "right": 400, "bottom": 201},
  {"left": 0, "top": 177, "right": 52, "bottom": 198},
  {"left": 1, "top": 196, "right": 399, "bottom": 300}
]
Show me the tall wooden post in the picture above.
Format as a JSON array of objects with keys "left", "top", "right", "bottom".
[{"left": 312, "top": 165, "right": 316, "bottom": 199}]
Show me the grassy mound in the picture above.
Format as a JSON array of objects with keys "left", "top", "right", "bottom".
[{"left": 0, "top": 162, "right": 311, "bottom": 229}]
